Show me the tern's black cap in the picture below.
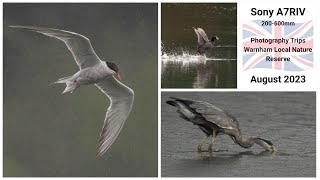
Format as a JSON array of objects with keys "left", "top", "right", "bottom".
[{"left": 105, "top": 61, "right": 119, "bottom": 73}]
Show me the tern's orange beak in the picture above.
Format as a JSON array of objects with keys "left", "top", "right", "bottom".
[{"left": 114, "top": 72, "right": 122, "bottom": 81}]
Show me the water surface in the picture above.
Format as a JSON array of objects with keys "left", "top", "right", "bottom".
[{"left": 161, "top": 92, "right": 316, "bottom": 177}]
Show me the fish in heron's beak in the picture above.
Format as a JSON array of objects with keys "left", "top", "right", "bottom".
[
  {"left": 268, "top": 146, "right": 277, "bottom": 152},
  {"left": 114, "top": 72, "right": 122, "bottom": 81}
]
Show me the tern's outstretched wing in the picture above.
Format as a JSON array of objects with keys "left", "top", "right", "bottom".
[
  {"left": 10, "top": 25, "right": 101, "bottom": 69},
  {"left": 95, "top": 76, "right": 134, "bottom": 158},
  {"left": 193, "top": 27, "right": 210, "bottom": 45}
]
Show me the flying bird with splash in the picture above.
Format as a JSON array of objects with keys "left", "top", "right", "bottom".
[
  {"left": 10, "top": 26, "right": 134, "bottom": 158},
  {"left": 193, "top": 27, "right": 219, "bottom": 55}
]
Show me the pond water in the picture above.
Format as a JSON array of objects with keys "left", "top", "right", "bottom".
[{"left": 162, "top": 92, "right": 316, "bottom": 177}]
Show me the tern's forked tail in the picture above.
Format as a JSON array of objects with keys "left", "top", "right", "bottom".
[{"left": 54, "top": 75, "right": 79, "bottom": 94}]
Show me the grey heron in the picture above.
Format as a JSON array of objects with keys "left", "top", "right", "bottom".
[
  {"left": 166, "top": 97, "right": 276, "bottom": 152},
  {"left": 193, "top": 27, "right": 219, "bottom": 55}
]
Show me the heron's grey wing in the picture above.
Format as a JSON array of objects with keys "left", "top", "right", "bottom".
[
  {"left": 190, "top": 102, "right": 239, "bottom": 130},
  {"left": 193, "top": 27, "right": 209, "bottom": 45},
  {"left": 170, "top": 97, "right": 239, "bottom": 130},
  {"left": 95, "top": 76, "right": 134, "bottom": 158},
  {"left": 10, "top": 25, "right": 100, "bottom": 69}
]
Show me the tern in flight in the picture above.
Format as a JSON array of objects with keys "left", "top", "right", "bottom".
[{"left": 11, "top": 26, "right": 134, "bottom": 158}]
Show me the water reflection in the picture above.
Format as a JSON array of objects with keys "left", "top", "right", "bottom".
[
  {"left": 192, "top": 62, "right": 214, "bottom": 88},
  {"left": 201, "top": 150, "right": 277, "bottom": 160},
  {"left": 161, "top": 51, "right": 236, "bottom": 88}
]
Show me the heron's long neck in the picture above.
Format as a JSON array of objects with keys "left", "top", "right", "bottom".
[
  {"left": 234, "top": 135, "right": 255, "bottom": 148},
  {"left": 235, "top": 136, "right": 271, "bottom": 150}
]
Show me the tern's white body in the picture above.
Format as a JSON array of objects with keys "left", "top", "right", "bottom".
[
  {"left": 59, "top": 61, "right": 114, "bottom": 94},
  {"left": 73, "top": 62, "right": 113, "bottom": 84},
  {"left": 11, "top": 25, "right": 134, "bottom": 158}
]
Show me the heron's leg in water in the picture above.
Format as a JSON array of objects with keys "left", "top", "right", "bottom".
[
  {"left": 197, "top": 135, "right": 208, "bottom": 151},
  {"left": 208, "top": 131, "right": 217, "bottom": 152}
]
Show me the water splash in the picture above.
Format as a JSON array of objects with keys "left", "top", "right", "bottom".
[
  {"left": 161, "top": 43, "right": 236, "bottom": 67},
  {"left": 162, "top": 51, "right": 206, "bottom": 66},
  {"left": 161, "top": 42, "right": 237, "bottom": 88}
]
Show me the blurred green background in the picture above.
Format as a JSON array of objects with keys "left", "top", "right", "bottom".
[{"left": 3, "top": 3, "right": 158, "bottom": 177}]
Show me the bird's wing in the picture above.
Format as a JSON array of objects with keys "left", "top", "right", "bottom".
[
  {"left": 190, "top": 101, "right": 239, "bottom": 130},
  {"left": 95, "top": 76, "right": 134, "bottom": 158},
  {"left": 193, "top": 27, "right": 209, "bottom": 45},
  {"left": 170, "top": 97, "right": 239, "bottom": 130},
  {"left": 10, "top": 25, "right": 101, "bottom": 69}
]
